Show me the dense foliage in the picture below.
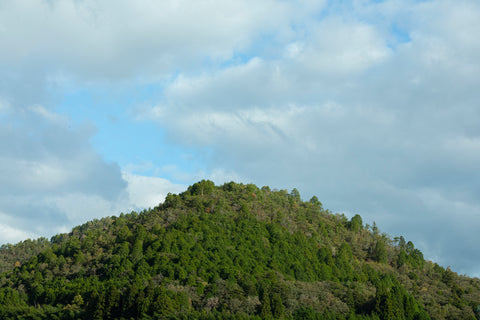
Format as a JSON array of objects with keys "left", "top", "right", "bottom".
[
  {"left": 0, "top": 238, "right": 50, "bottom": 274},
  {"left": 1, "top": 180, "right": 479, "bottom": 319}
]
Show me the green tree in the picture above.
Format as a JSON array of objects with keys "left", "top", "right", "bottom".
[
  {"left": 397, "top": 249, "right": 407, "bottom": 268},
  {"left": 188, "top": 180, "right": 215, "bottom": 196},
  {"left": 271, "top": 292, "right": 285, "bottom": 318},
  {"left": 398, "top": 236, "right": 406, "bottom": 250},
  {"left": 374, "top": 241, "right": 388, "bottom": 264},
  {"left": 260, "top": 287, "right": 273, "bottom": 318},
  {"left": 291, "top": 188, "right": 301, "bottom": 202},
  {"left": 349, "top": 214, "right": 363, "bottom": 233},
  {"left": 131, "top": 239, "right": 143, "bottom": 264}
]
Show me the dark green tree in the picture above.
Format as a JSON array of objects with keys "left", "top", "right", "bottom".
[
  {"left": 374, "top": 241, "right": 388, "bottom": 264},
  {"left": 349, "top": 214, "right": 363, "bottom": 233}
]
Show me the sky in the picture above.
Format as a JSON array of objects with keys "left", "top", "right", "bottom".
[{"left": 0, "top": 0, "right": 479, "bottom": 277}]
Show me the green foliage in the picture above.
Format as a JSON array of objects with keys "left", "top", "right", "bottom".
[
  {"left": 374, "top": 241, "right": 388, "bottom": 264},
  {"left": 349, "top": 214, "right": 363, "bottom": 233},
  {"left": 0, "top": 181, "right": 476, "bottom": 319},
  {"left": 0, "top": 238, "right": 50, "bottom": 273},
  {"left": 188, "top": 179, "right": 216, "bottom": 196},
  {"left": 373, "top": 276, "right": 430, "bottom": 320}
]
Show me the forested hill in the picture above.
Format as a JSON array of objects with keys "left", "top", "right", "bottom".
[{"left": 1, "top": 181, "right": 480, "bottom": 319}]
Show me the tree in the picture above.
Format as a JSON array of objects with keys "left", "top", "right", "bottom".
[
  {"left": 72, "top": 294, "right": 84, "bottom": 307},
  {"left": 131, "top": 239, "right": 143, "bottom": 264},
  {"left": 375, "top": 241, "right": 388, "bottom": 264},
  {"left": 271, "top": 292, "right": 285, "bottom": 319},
  {"left": 372, "top": 222, "right": 379, "bottom": 236},
  {"left": 188, "top": 180, "right": 215, "bottom": 196},
  {"left": 291, "top": 188, "right": 301, "bottom": 202},
  {"left": 397, "top": 250, "right": 407, "bottom": 268},
  {"left": 260, "top": 287, "right": 272, "bottom": 318},
  {"left": 87, "top": 288, "right": 105, "bottom": 320},
  {"left": 398, "top": 236, "right": 406, "bottom": 250},
  {"left": 164, "top": 193, "right": 182, "bottom": 208},
  {"left": 406, "top": 241, "right": 414, "bottom": 254},
  {"left": 349, "top": 214, "right": 363, "bottom": 233},
  {"left": 309, "top": 196, "right": 323, "bottom": 212}
]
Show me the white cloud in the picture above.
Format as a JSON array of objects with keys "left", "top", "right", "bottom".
[
  {"left": 293, "top": 18, "right": 391, "bottom": 75},
  {"left": 0, "top": 0, "right": 326, "bottom": 81},
  {"left": 0, "top": 211, "right": 37, "bottom": 244},
  {"left": 122, "top": 172, "right": 185, "bottom": 210}
]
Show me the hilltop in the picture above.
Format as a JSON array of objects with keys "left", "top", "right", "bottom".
[{"left": 1, "top": 180, "right": 479, "bottom": 319}]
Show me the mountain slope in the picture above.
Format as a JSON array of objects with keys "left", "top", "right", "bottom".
[{"left": 0, "top": 180, "right": 479, "bottom": 319}]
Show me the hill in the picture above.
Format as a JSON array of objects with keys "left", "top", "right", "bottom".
[{"left": 0, "top": 180, "right": 479, "bottom": 319}]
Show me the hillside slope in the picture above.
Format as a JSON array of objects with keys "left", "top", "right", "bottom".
[{"left": 0, "top": 180, "right": 479, "bottom": 319}]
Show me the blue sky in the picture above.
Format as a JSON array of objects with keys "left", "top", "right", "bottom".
[{"left": 1, "top": 0, "right": 480, "bottom": 277}]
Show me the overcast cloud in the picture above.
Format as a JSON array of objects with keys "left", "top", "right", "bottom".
[{"left": 1, "top": 0, "right": 479, "bottom": 277}]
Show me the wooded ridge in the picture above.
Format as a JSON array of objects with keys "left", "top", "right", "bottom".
[{"left": 1, "top": 180, "right": 479, "bottom": 319}]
